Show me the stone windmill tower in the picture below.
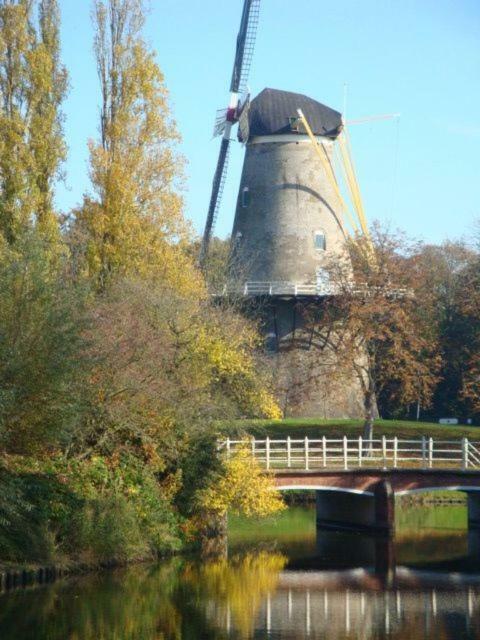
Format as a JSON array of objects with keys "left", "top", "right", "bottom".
[
  {"left": 199, "top": 2, "right": 365, "bottom": 417},
  {"left": 228, "top": 88, "right": 364, "bottom": 417},
  {"left": 231, "top": 87, "right": 347, "bottom": 291}
]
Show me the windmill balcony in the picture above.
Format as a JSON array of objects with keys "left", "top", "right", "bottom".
[
  {"left": 220, "top": 281, "right": 337, "bottom": 297},
  {"left": 217, "top": 281, "right": 411, "bottom": 299}
]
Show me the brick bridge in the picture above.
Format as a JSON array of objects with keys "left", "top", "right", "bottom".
[
  {"left": 274, "top": 468, "right": 480, "bottom": 533},
  {"left": 222, "top": 436, "right": 480, "bottom": 533}
]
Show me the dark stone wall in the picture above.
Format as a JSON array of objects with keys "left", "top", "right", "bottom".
[{"left": 250, "top": 297, "right": 365, "bottom": 419}]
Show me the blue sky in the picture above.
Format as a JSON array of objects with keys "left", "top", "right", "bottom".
[{"left": 58, "top": 0, "right": 480, "bottom": 244}]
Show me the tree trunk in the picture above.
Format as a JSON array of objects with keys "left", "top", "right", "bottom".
[
  {"left": 200, "top": 511, "right": 227, "bottom": 558},
  {"left": 363, "top": 390, "right": 375, "bottom": 455}
]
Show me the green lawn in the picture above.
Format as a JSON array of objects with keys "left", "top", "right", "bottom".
[{"left": 231, "top": 418, "right": 480, "bottom": 441}]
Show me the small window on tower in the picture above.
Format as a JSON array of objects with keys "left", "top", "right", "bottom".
[
  {"left": 289, "top": 117, "right": 300, "bottom": 132},
  {"left": 314, "top": 230, "right": 326, "bottom": 251},
  {"left": 241, "top": 187, "right": 250, "bottom": 208}
]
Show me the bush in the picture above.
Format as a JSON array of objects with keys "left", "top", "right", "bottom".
[
  {"left": 0, "top": 463, "right": 81, "bottom": 563},
  {"left": 0, "top": 454, "right": 182, "bottom": 566},
  {"left": 62, "top": 454, "right": 182, "bottom": 563},
  {"left": 0, "top": 235, "right": 91, "bottom": 454}
]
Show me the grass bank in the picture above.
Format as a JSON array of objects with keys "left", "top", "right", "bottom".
[{"left": 232, "top": 418, "right": 480, "bottom": 440}]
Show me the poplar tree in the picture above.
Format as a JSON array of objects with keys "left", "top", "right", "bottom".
[
  {"left": 70, "top": 0, "right": 281, "bottom": 468},
  {"left": 77, "top": 0, "right": 191, "bottom": 291},
  {"left": 29, "top": 0, "right": 68, "bottom": 241},
  {"left": 0, "top": 0, "right": 67, "bottom": 246}
]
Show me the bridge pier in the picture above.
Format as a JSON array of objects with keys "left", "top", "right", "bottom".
[
  {"left": 316, "top": 481, "right": 395, "bottom": 534},
  {"left": 467, "top": 493, "right": 480, "bottom": 529},
  {"left": 315, "top": 530, "right": 396, "bottom": 578}
]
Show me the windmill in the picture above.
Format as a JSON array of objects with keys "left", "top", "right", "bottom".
[
  {"left": 198, "top": 3, "right": 397, "bottom": 418},
  {"left": 227, "top": 86, "right": 368, "bottom": 418},
  {"left": 198, "top": 0, "right": 261, "bottom": 267}
]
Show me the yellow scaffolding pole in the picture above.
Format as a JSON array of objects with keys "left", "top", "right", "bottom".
[
  {"left": 339, "top": 129, "right": 371, "bottom": 240},
  {"left": 296, "top": 109, "right": 358, "bottom": 235},
  {"left": 333, "top": 139, "right": 362, "bottom": 230},
  {"left": 337, "top": 134, "right": 366, "bottom": 234}
]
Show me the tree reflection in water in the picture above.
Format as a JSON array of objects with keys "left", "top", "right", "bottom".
[{"left": 0, "top": 505, "right": 480, "bottom": 639}]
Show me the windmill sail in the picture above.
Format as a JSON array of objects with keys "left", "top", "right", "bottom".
[
  {"left": 230, "top": 0, "right": 261, "bottom": 94},
  {"left": 199, "top": 0, "right": 261, "bottom": 267}
]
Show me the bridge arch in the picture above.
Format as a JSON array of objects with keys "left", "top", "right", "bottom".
[
  {"left": 278, "top": 485, "right": 374, "bottom": 496},
  {"left": 272, "top": 470, "right": 480, "bottom": 533},
  {"left": 396, "top": 485, "right": 480, "bottom": 496}
]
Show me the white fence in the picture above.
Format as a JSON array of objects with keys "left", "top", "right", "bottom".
[{"left": 219, "top": 437, "right": 480, "bottom": 471}]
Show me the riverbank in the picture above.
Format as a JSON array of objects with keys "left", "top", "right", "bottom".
[
  {"left": 0, "top": 549, "right": 179, "bottom": 594},
  {"left": 1, "top": 492, "right": 467, "bottom": 593},
  {"left": 0, "top": 554, "right": 175, "bottom": 592}
]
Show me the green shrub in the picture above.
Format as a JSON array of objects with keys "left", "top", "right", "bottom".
[
  {"left": 0, "top": 464, "right": 81, "bottom": 563},
  {"left": 0, "top": 454, "right": 182, "bottom": 566},
  {"left": 65, "top": 455, "right": 182, "bottom": 563}
]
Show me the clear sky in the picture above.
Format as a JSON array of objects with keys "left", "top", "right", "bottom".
[{"left": 58, "top": 0, "right": 480, "bottom": 245}]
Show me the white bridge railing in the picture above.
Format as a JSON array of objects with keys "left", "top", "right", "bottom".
[{"left": 219, "top": 437, "right": 480, "bottom": 471}]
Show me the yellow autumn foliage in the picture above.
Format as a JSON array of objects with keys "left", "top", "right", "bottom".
[
  {"left": 74, "top": 1, "right": 197, "bottom": 294},
  {"left": 0, "top": 0, "right": 66, "bottom": 248},
  {"left": 194, "top": 326, "right": 282, "bottom": 419},
  {"left": 198, "top": 443, "right": 286, "bottom": 518},
  {"left": 183, "top": 551, "right": 287, "bottom": 638}
]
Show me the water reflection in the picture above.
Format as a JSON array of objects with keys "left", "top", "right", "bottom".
[
  {"left": 0, "top": 505, "right": 480, "bottom": 639},
  {"left": 248, "top": 584, "right": 480, "bottom": 639}
]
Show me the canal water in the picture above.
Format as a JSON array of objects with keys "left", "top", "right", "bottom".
[{"left": 1, "top": 501, "right": 480, "bottom": 639}]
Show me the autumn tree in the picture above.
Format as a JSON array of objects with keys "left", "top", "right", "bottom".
[
  {"left": 70, "top": 278, "right": 280, "bottom": 460},
  {"left": 315, "top": 228, "right": 440, "bottom": 441},
  {"left": 198, "top": 443, "right": 285, "bottom": 519},
  {"left": 0, "top": 0, "right": 67, "bottom": 246},
  {"left": 74, "top": 0, "right": 194, "bottom": 292},
  {"left": 412, "top": 241, "right": 478, "bottom": 419},
  {"left": 29, "top": 0, "right": 67, "bottom": 240},
  {"left": 68, "top": 0, "right": 280, "bottom": 430},
  {"left": 455, "top": 255, "right": 480, "bottom": 417},
  {"left": 196, "top": 442, "right": 285, "bottom": 553}
]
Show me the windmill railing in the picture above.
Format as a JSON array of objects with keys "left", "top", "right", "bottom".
[
  {"left": 220, "top": 281, "right": 335, "bottom": 296},
  {"left": 218, "top": 437, "right": 480, "bottom": 471},
  {"left": 218, "top": 281, "right": 412, "bottom": 298}
]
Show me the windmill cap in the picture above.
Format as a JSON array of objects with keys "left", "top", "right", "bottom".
[{"left": 240, "top": 87, "right": 342, "bottom": 142}]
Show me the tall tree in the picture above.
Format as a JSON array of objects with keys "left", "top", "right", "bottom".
[
  {"left": 412, "top": 241, "right": 478, "bottom": 420},
  {"left": 456, "top": 255, "right": 480, "bottom": 418},
  {"left": 0, "top": 0, "right": 33, "bottom": 244},
  {"left": 76, "top": 0, "right": 191, "bottom": 291},
  {"left": 0, "top": 0, "right": 66, "bottom": 246},
  {"left": 28, "top": 0, "right": 68, "bottom": 241},
  {"left": 314, "top": 228, "right": 440, "bottom": 441}
]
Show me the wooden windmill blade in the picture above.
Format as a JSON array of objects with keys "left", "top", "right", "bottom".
[{"left": 199, "top": 0, "right": 261, "bottom": 268}]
